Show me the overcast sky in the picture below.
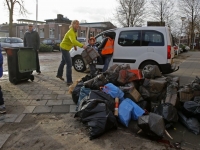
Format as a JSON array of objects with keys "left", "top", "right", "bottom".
[{"left": 0, "top": 0, "right": 118, "bottom": 24}]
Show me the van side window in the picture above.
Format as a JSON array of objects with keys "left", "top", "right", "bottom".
[
  {"left": 118, "top": 31, "right": 141, "bottom": 46},
  {"left": 142, "top": 31, "right": 164, "bottom": 46}
]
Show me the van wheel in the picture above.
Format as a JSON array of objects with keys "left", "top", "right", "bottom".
[
  {"left": 139, "top": 61, "right": 160, "bottom": 70},
  {"left": 73, "top": 56, "right": 86, "bottom": 72}
]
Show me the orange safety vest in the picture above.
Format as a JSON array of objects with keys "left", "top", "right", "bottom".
[{"left": 101, "top": 37, "right": 114, "bottom": 55}]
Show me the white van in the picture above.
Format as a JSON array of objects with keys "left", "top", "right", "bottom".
[{"left": 70, "top": 27, "right": 177, "bottom": 74}]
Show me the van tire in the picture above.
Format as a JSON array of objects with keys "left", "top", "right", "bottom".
[
  {"left": 139, "top": 61, "right": 160, "bottom": 70},
  {"left": 73, "top": 56, "right": 86, "bottom": 72}
]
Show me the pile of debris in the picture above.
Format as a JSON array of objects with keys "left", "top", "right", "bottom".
[{"left": 70, "top": 64, "right": 200, "bottom": 140}]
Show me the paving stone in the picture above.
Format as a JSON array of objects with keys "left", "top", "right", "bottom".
[
  {"left": 15, "top": 114, "right": 26, "bottom": 122},
  {"left": 0, "top": 114, "right": 18, "bottom": 123},
  {"left": 0, "top": 134, "right": 11, "bottom": 149},
  {"left": 48, "top": 87, "right": 60, "bottom": 90},
  {"left": 4, "top": 100, "right": 16, "bottom": 105},
  {"left": 51, "top": 105, "right": 70, "bottom": 113},
  {"left": 42, "top": 94, "right": 57, "bottom": 100},
  {"left": 30, "top": 100, "right": 47, "bottom": 105},
  {"left": 38, "top": 90, "right": 52, "bottom": 94},
  {"left": 13, "top": 100, "right": 32, "bottom": 106},
  {"left": 23, "top": 106, "right": 36, "bottom": 113},
  {"left": 33, "top": 106, "right": 52, "bottom": 113},
  {"left": 46, "top": 100, "right": 63, "bottom": 105},
  {"left": 52, "top": 91, "right": 66, "bottom": 94},
  {"left": 27, "top": 95, "right": 43, "bottom": 100},
  {"left": 69, "top": 105, "right": 77, "bottom": 113},
  {"left": 63, "top": 100, "right": 75, "bottom": 105},
  {"left": 57, "top": 94, "right": 72, "bottom": 100},
  {"left": 0, "top": 123, "right": 4, "bottom": 128}
]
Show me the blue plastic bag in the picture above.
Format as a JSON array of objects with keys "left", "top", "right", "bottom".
[
  {"left": 76, "top": 87, "right": 91, "bottom": 111},
  {"left": 101, "top": 83, "right": 124, "bottom": 102},
  {"left": 118, "top": 100, "right": 133, "bottom": 127},
  {"left": 125, "top": 98, "right": 145, "bottom": 120}
]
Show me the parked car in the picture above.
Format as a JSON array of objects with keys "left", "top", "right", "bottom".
[
  {"left": 0, "top": 37, "right": 24, "bottom": 50},
  {"left": 41, "top": 39, "right": 61, "bottom": 50},
  {"left": 174, "top": 45, "right": 180, "bottom": 55},
  {"left": 77, "top": 37, "right": 86, "bottom": 45},
  {"left": 70, "top": 26, "right": 177, "bottom": 74}
]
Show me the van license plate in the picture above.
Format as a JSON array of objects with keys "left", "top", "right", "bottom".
[{"left": 171, "top": 59, "right": 173, "bottom": 64}]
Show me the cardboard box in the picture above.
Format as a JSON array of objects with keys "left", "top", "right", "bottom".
[
  {"left": 129, "top": 88, "right": 141, "bottom": 102},
  {"left": 179, "top": 91, "right": 194, "bottom": 102},
  {"left": 165, "top": 94, "right": 178, "bottom": 106}
]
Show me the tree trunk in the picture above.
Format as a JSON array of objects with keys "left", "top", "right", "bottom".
[{"left": 9, "top": 3, "right": 14, "bottom": 37}]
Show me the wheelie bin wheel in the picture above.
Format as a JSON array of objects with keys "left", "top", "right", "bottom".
[
  {"left": 30, "top": 75, "right": 34, "bottom": 82},
  {"left": 12, "top": 78, "right": 18, "bottom": 85}
]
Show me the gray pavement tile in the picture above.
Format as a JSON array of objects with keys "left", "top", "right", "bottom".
[
  {"left": 38, "top": 90, "right": 52, "bottom": 94},
  {"left": 0, "top": 134, "right": 11, "bottom": 149},
  {"left": 42, "top": 94, "right": 57, "bottom": 100},
  {"left": 15, "top": 114, "right": 26, "bottom": 123},
  {"left": 13, "top": 100, "right": 32, "bottom": 106},
  {"left": 69, "top": 105, "right": 77, "bottom": 113},
  {"left": 57, "top": 94, "right": 72, "bottom": 100},
  {"left": 23, "top": 106, "right": 36, "bottom": 113},
  {"left": 52, "top": 90, "right": 66, "bottom": 94},
  {"left": 63, "top": 100, "right": 75, "bottom": 105},
  {"left": 46, "top": 100, "right": 63, "bottom": 105},
  {"left": 0, "top": 114, "right": 18, "bottom": 123},
  {"left": 48, "top": 87, "right": 60, "bottom": 90},
  {"left": 51, "top": 105, "right": 70, "bottom": 113},
  {"left": 4, "top": 100, "right": 16, "bottom": 105},
  {"left": 0, "top": 123, "right": 4, "bottom": 128},
  {"left": 30, "top": 100, "right": 47, "bottom": 106},
  {"left": 27, "top": 94, "right": 43, "bottom": 100},
  {"left": 33, "top": 106, "right": 52, "bottom": 113}
]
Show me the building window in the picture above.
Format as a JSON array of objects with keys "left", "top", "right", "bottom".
[
  {"left": 40, "top": 28, "right": 44, "bottom": 38},
  {"left": 80, "top": 30, "right": 86, "bottom": 37},
  {"left": 90, "top": 31, "right": 94, "bottom": 38},
  {"left": 49, "top": 28, "right": 55, "bottom": 38},
  {"left": 20, "top": 29, "right": 24, "bottom": 38}
]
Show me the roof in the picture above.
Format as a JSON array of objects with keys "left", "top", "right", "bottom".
[
  {"left": 45, "top": 18, "right": 71, "bottom": 22},
  {"left": 17, "top": 19, "right": 45, "bottom": 23}
]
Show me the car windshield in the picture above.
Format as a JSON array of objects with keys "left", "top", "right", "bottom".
[{"left": 11, "top": 38, "right": 23, "bottom": 43}]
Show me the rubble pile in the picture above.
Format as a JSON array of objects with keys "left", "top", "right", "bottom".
[{"left": 70, "top": 64, "right": 200, "bottom": 140}]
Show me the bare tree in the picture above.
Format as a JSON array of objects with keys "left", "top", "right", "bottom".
[
  {"left": 4, "top": 0, "right": 28, "bottom": 37},
  {"left": 179, "top": 0, "right": 200, "bottom": 48},
  {"left": 115, "top": 0, "right": 146, "bottom": 27},
  {"left": 150, "top": 0, "right": 176, "bottom": 26}
]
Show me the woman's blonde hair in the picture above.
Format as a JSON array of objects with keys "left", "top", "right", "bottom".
[{"left": 69, "top": 20, "right": 79, "bottom": 28}]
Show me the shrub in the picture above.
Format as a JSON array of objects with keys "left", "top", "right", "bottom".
[{"left": 39, "top": 44, "right": 53, "bottom": 52}]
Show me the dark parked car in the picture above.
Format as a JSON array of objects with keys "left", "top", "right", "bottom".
[{"left": 41, "top": 39, "right": 61, "bottom": 50}]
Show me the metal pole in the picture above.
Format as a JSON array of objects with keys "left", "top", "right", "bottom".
[
  {"left": 36, "top": 0, "right": 38, "bottom": 31},
  {"left": 178, "top": 20, "right": 184, "bottom": 55}
]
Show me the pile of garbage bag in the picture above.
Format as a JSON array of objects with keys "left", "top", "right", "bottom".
[{"left": 70, "top": 64, "right": 200, "bottom": 140}]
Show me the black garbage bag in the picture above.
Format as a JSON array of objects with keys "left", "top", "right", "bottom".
[
  {"left": 184, "top": 96, "right": 200, "bottom": 115},
  {"left": 178, "top": 111, "right": 200, "bottom": 135},
  {"left": 138, "top": 113, "right": 165, "bottom": 138},
  {"left": 75, "top": 99, "right": 118, "bottom": 140},
  {"left": 84, "top": 74, "right": 108, "bottom": 90},
  {"left": 105, "top": 64, "right": 130, "bottom": 85},
  {"left": 72, "top": 81, "right": 84, "bottom": 104},
  {"left": 154, "top": 103, "right": 178, "bottom": 128},
  {"left": 142, "top": 65, "right": 162, "bottom": 79},
  {"left": 89, "top": 90, "right": 115, "bottom": 111},
  {"left": 82, "top": 74, "right": 93, "bottom": 82},
  {"left": 137, "top": 100, "right": 151, "bottom": 112}
]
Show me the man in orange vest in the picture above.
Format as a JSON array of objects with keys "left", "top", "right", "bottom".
[{"left": 98, "top": 33, "right": 114, "bottom": 72}]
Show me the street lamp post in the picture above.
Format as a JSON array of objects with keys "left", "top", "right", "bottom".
[
  {"left": 178, "top": 17, "right": 186, "bottom": 55},
  {"left": 36, "top": 0, "right": 38, "bottom": 31}
]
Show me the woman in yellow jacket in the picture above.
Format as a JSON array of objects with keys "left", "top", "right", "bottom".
[{"left": 57, "top": 20, "right": 87, "bottom": 85}]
